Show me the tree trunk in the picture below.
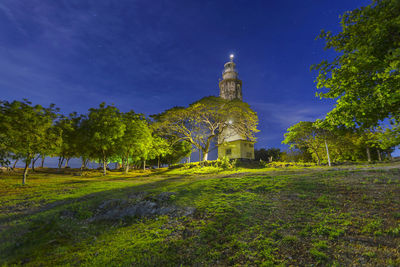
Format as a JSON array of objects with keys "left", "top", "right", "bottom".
[
  {"left": 31, "top": 155, "right": 40, "bottom": 171},
  {"left": 366, "top": 147, "right": 371, "bottom": 162},
  {"left": 125, "top": 158, "right": 129, "bottom": 174},
  {"left": 158, "top": 156, "right": 160, "bottom": 169},
  {"left": 64, "top": 158, "right": 70, "bottom": 168},
  {"left": 314, "top": 151, "right": 321, "bottom": 166},
  {"left": 13, "top": 159, "right": 18, "bottom": 169},
  {"left": 22, "top": 160, "right": 29, "bottom": 185},
  {"left": 31, "top": 158, "right": 35, "bottom": 171},
  {"left": 58, "top": 156, "right": 65, "bottom": 169},
  {"left": 41, "top": 155, "right": 45, "bottom": 168},
  {"left": 103, "top": 156, "right": 107, "bottom": 176},
  {"left": 85, "top": 159, "right": 89, "bottom": 169},
  {"left": 121, "top": 156, "right": 126, "bottom": 170},
  {"left": 377, "top": 148, "right": 382, "bottom": 161},
  {"left": 80, "top": 157, "right": 85, "bottom": 170},
  {"left": 143, "top": 160, "right": 146, "bottom": 171},
  {"left": 325, "top": 139, "right": 331, "bottom": 167},
  {"left": 387, "top": 151, "right": 393, "bottom": 160},
  {"left": 202, "top": 151, "right": 208, "bottom": 161}
]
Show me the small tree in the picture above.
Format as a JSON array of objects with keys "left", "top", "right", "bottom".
[
  {"left": 84, "top": 103, "right": 125, "bottom": 175},
  {"left": 282, "top": 121, "right": 324, "bottom": 165},
  {"left": 118, "top": 111, "right": 153, "bottom": 173},
  {"left": 0, "top": 100, "right": 59, "bottom": 184}
]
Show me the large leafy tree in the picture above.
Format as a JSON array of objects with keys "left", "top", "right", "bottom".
[
  {"left": 84, "top": 103, "right": 125, "bottom": 175},
  {"left": 282, "top": 121, "right": 325, "bottom": 165},
  {"left": 312, "top": 0, "right": 400, "bottom": 128},
  {"left": 153, "top": 96, "right": 258, "bottom": 161},
  {"left": 0, "top": 100, "right": 59, "bottom": 184}
]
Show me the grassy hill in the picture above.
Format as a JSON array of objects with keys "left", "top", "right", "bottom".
[{"left": 1, "top": 163, "right": 399, "bottom": 266}]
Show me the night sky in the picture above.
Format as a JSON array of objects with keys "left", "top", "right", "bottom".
[{"left": 3, "top": 0, "right": 391, "bottom": 162}]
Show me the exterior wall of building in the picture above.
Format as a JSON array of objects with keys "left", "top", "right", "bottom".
[{"left": 218, "top": 140, "right": 255, "bottom": 160}]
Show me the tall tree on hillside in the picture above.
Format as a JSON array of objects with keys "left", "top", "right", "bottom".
[
  {"left": 84, "top": 103, "right": 125, "bottom": 175},
  {"left": 0, "top": 100, "right": 59, "bottom": 184},
  {"left": 152, "top": 96, "right": 258, "bottom": 161},
  {"left": 312, "top": 0, "right": 400, "bottom": 128},
  {"left": 282, "top": 121, "right": 324, "bottom": 165}
]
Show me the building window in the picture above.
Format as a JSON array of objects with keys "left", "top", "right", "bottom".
[
  {"left": 249, "top": 143, "right": 254, "bottom": 148},
  {"left": 246, "top": 152, "right": 252, "bottom": 158},
  {"left": 226, "top": 148, "right": 232, "bottom": 155}
]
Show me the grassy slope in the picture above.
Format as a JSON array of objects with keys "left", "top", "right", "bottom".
[{"left": 0, "top": 164, "right": 399, "bottom": 266}]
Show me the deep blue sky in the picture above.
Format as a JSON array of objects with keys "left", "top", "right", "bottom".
[{"left": 2, "top": 0, "right": 389, "bottom": 161}]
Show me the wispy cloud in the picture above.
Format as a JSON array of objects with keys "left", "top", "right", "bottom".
[{"left": 251, "top": 101, "right": 332, "bottom": 128}]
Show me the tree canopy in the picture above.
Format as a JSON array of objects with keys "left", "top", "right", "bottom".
[
  {"left": 0, "top": 100, "right": 59, "bottom": 184},
  {"left": 312, "top": 0, "right": 400, "bottom": 128},
  {"left": 152, "top": 96, "right": 258, "bottom": 161}
]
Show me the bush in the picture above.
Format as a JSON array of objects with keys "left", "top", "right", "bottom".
[
  {"left": 169, "top": 157, "right": 237, "bottom": 171},
  {"left": 264, "top": 161, "right": 317, "bottom": 168}
]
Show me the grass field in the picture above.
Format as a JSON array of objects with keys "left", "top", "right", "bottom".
[{"left": 0, "top": 162, "right": 399, "bottom": 266}]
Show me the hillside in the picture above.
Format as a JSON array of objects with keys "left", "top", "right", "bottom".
[{"left": 1, "top": 163, "right": 399, "bottom": 266}]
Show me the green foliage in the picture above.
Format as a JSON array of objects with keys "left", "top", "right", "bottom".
[
  {"left": 282, "top": 121, "right": 325, "bottom": 164},
  {"left": 116, "top": 111, "right": 153, "bottom": 172},
  {"left": 216, "top": 156, "right": 236, "bottom": 169},
  {"left": 0, "top": 100, "right": 59, "bottom": 183},
  {"left": 282, "top": 119, "right": 398, "bottom": 164},
  {"left": 157, "top": 139, "right": 192, "bottom": 167},
  {"left": 82, "top": 103, "right": 126, "bottom": 175},
  {"left": 54, "top": 112, "right": 82, "bottom": 167},
  {"left": 170, "top": 157, "right": 236, "bottom": 172},
  {"left": 312, "top": 0, "right": 400, "bottom": 128},
  {"left": 254, "top": 147, "right": 282, "bottom": 162}
]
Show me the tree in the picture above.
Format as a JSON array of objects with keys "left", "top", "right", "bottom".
[
  {"left": 312, "top": 0, "right": 400, "bottom": 128},
  {"left": 53, "top": 113, "right": 81, "bottom": 168},
  {"left": 84, "top": 103, "right": 125, "bottom": 175},
  {"left": 118, "top": 111, "right": 153, "bottom": 173},
  {"left": 159, "top": 140, "right": 192, "bottom": 166},
  {"left": 0, "top": 100, "right": 59, "bottom": 184},
  {"left": 373, "top": 122, "right": 400, "bottom": 160},
  {"left": 254, "top": 148, "right": 282, "bottom": 162},
  {"left": 152, "top": 96, "right": 258, "bottom": 161},
  {"left": 149, "top": 136, "right": 171, "bottom": 168},
  {"left": 282, "top": 121, "right": 324, "bottom": 165}
]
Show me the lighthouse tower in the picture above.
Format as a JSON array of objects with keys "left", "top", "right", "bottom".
[
  {"left": 219, "top": 54, "right": 242, "bottom": 100},
  {"left": 218, "top": 55, "right": 255, "bottom": 160}
]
